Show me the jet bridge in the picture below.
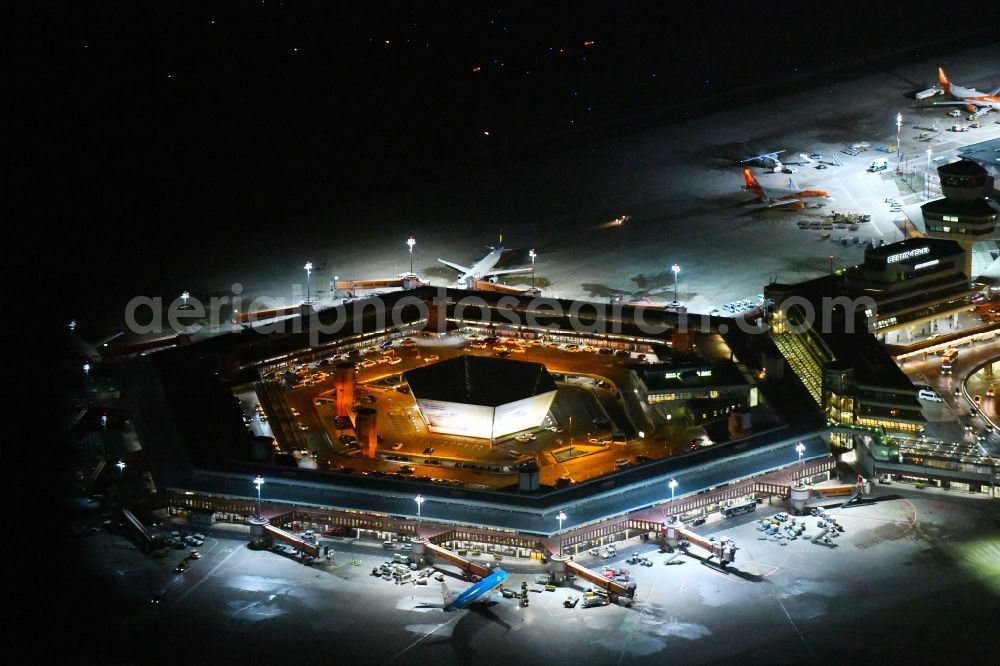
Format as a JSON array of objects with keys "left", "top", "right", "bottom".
[
  {"left": 555, "top": 556, "right": 632, "bottom": 597},
  {"left": 415, "top": 539, "right": 492, "bottom": 579},
  {"left": 662, "top": 523, "right": 737, "bottom": 567}
]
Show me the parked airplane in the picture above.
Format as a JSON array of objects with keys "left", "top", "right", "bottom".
[
  {"left": 438, "top": 235, "right": 533, "bottom": 287},
  {"left": 740, "top": 149, "right": 785, "bottom": 172},
  {"left": 420, "top": 568, "right": 510, "bottom": 611},
  {"left": 741, "top": 168, "right": 831, "bottom": 210},
  {"left": 932, "top": 67, "right": 1000, "bottom": 118}
]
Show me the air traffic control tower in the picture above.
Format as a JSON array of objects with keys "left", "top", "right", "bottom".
[{"left": 921, "top": 158, "right": 999, "bottom": 276}]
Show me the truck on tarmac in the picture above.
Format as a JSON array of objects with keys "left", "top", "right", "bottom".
[{"left": 868, "top": 158, "right": 889, "bottom": 172}]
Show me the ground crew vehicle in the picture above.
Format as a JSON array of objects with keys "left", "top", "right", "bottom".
[{"left": 868, "top": 158, "right": 889, "bottom": 172}]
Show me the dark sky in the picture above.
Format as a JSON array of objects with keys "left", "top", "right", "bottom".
[{"left": 18, "top": 1, "right": 995, "bottom": 313}]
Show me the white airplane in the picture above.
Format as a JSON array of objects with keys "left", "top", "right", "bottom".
[
  {"left": 438, "top": 235, "right": 533, "bottom": 287},
  {"left": 931, "top": 67, "right": 1000, "bottom": 119},
  {"left": 740, "top": 148, "right": 785, "bottom": 172}
]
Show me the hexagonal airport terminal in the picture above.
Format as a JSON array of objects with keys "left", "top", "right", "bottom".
[{"left": 404, "top": 355, "right": 556, "bottom": 440}]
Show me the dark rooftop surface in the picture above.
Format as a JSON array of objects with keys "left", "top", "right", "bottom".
[
  {"left": 405, "top": 355, "right": 556, "bottom": 406},
  {"left": 862, "top": 236, "right": 963, "bottom": 260},
  {"left": 637, "top": 359, "right": 749, "bottom": 392},
  {"left": 921, "top": 197, "right": 999, "bottom": 215},
  {"left": 937, "top": 157, "right": 990, "bottom": 176},
  {"left": 168, "top": 436, "right": 831, "bottom": 534}
]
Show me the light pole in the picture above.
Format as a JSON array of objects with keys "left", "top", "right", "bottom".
[
  {"left": 415, "top": 494, "right": 424, "bottom": 522},
  {"left": 556, "top": 511, "right": 566, "bottom": 554},
  {"left": 69, "top": 320, "right": 77, "bottom": 332},
  {"left": 795, "top": 441, "right": 805, "bottom": 464},
  {"left": 181, "top": 291, "right": 190, "bottom": 308},
  {"left": 568, "top": 416, "right": 573, "bottom": 445},
  {"left": 407, "top": 237, "right": 416, "bottom": 275},
  {"left": 83, "top": 362, "right": 90, "bottom": 377},
  {"left": 529, "top": 249, "right": 537, "bottom": 287},
  {"left": 117, "top": 459, "right": 125, "bottom": 481},
  {"left": 303, "top": 262, "right": 313, "bottom": 304},
  {"left": 671, "top": 264, "right": 681, "bottom": 305},
  {"left": 896, "top": 112, "right": 903, "bottom": 173},
  {"left": 668, "top": 478, "right": 677, "bottom": 502},
  {"left": 829, "top": 255, "right": 834, "bottom": 275},
  {"left": 254, "top": 475, "right": 264, "bottom": 519}
]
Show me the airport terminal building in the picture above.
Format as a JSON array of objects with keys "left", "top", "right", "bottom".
[{"left": 102, "top": 287, "right": 845, "bottom": 550}]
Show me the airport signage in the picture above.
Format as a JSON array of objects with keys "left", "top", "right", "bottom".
[
  {"left": 914, "top": 259, "right": 940, "bottom": 270},
  {"left": 886, "top": 247, "right": 930, "bottom": 264}
]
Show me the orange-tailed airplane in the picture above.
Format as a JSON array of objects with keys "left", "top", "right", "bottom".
[
  {"left": 932, "top": 67, "right": 1000, "bottom": 118},
  {"left": 742, "top": 168, "right": 831, "bottom": 210}
]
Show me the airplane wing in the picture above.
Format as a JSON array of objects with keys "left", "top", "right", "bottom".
[
  {"left": 482, "top": 267, "right": 533, "bottom": 277},
  {"left": 767, "top": 199, "right": 800, "bottom": 208},
  {"left": 94, "top": 331, "right": 124, "bottom": 347},
  {"left": 437, "top": 258, "right": 472, "bottom": 274},
  {"left": 991, "top": 85, "right": 1000, "bottom": 96},
  {"left": 740, "top": 150, "right": 785, "bottom": 164}
]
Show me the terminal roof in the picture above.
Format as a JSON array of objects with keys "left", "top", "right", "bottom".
[{"left": 405, "top": 355, "right": 555, "bottom": 406}]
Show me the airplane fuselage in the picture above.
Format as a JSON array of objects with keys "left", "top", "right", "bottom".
[
  {"left": 458, "top": 247, "right": 504, "bottom": 285},
  {"left": 445, "top": 569, "right": 509, "bottom": 611},
  {"left": 948, "top": 83, "right": 1000, "bottom": 111}
]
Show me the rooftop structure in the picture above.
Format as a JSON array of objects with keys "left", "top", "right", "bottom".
[{"left": 405, "top": 356, "right": 556, "bottom": 439}]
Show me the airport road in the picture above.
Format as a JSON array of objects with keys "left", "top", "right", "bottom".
[
  {"left": 65, "top": 488, "right": 1000, "bottom": 664},
  {"left": 901, "top": 336, "right": 1000, "bottom": 454}
]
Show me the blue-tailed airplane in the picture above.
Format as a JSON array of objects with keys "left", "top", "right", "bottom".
[
  {"left": 421, "top": 568, "right": 509, "bottom": 611},
  {"left": 437, "top": 235, "right": 533, "bottom": 288}
]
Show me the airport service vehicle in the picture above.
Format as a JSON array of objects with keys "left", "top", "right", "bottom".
[
  {"left": 918, "top": 388, "right": 943, "bottom": 402},
  {"left": 941, "top": 348, "right": 959, "bottom": 373},
  {"left": 582, "top": 596, "right": 610, "bottom": 608},
  {"left": 868, "top": 158, "right": 890, "bottom": 172},
  {"left": 437, "top": 234, "right": 533, "bottom": 287},
  {"left": 720, "top": 498, "right": 757, "bottom": 518},
  {"left": 741, "top": 168, "right": 831, "bottom": 209}
]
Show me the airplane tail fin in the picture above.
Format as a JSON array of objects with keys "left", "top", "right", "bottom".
[
  {"left": 441, "top": 580, "right": 457, "bottom": 607},
  {"left": 743, "top": 168, "right": 764, "bottom": 198},
  {"left": 938, "top": 67, "right": 951, "bottom": 94}
]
